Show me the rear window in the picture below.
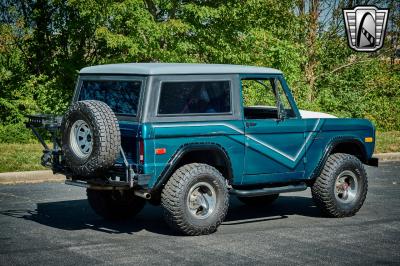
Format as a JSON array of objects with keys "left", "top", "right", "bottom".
[
  {"left": 158, "top": 81, "right": 231, "bottom": 115},
  {"left": 79, "top": 80, "right": 141, "bottom": 116}
]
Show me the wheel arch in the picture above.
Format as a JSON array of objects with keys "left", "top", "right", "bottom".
[
  {"left": 151, "top": 143, "right": 233, "bottom": 193},
  {"left": 310, "top": 137, "right": 367, "bottom": 181}
]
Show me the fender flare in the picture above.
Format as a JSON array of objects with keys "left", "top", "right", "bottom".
[
  {"left": 309, "top": 136, "right": 367, "bottom": 180},
  {"left": 151, "top": 143, "right": 233, "bottom": 192}
]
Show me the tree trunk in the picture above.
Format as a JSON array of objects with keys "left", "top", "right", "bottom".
[{"left": 304, "top": 0, "right": 320, "bottom": 102}]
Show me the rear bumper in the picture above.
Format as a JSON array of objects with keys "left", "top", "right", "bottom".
[
  {"left": 366, "top": 157, "right": 379, "bottom": 167},
  {"left": 65, "top": 173, "right": 151, "bottom": 189},
  {"left": 65, "top": 179, "right": 151, "bottom": 199}
]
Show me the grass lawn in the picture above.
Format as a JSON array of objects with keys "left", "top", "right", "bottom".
[
  {"left": 0, "top": 131, "right": 399, "bottom": 173},
  {"left": 375, "top": 131, "right": 400, "bottom": 153},
  {"left": 0, "top": 143, "right": 47, "bottom": 173}
]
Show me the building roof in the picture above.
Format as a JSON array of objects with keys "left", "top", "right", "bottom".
[{"left": 79, "top": 63, "right": 282, "bottom": 75}]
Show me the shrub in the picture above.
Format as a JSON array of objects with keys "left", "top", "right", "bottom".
[{"left": 0, "top": 123, "right": 37, "bottom": 144}]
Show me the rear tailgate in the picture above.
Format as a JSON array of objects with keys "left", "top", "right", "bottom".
[{"left": 117, "top": 120, "right": 140, "bottom": 165}]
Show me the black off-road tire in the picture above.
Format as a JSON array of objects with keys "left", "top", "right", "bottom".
[
  {"left": 161, "top": 163, "right": 229, "bottom": 236},
  {"left": 61, "top": 100, "right": 120, "bottom": 177},
  {"left": 311, "top": 153, "right": 368, "bottom": 217},
  {"left": 238, "top": 194, "right": 279, "bottom": 206},
  {"left": 87, "top": 189, "right": 146, "bottom": 220}
]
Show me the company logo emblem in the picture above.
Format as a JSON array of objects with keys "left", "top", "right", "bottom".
[{"left": 343, "top": 6, "right": 389, "bottom": 52}]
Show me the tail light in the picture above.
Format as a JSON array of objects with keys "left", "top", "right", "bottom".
[{"left": 138, "top": 138, "right": 144, "bottom": 164}]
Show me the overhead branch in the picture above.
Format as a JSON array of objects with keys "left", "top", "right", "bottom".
[
  {"left": 317, "top": 54, "right": 390, "bottom": 80},
  {"left": 143, "top": 0, "right": 159, "bottom": 20}
]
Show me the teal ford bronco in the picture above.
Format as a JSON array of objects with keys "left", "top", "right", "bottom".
[{"left": 27, "top": 63, "right": 378, "bottom": 236}]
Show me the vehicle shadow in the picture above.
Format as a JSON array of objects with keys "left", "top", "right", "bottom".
[
  {"left": 225, "top": 195, "right": 322, "bottom": 224},
  {"left": 0, "top": 195, "right": 323, "bottom": 236}
]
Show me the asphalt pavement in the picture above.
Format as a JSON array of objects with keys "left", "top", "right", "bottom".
[{"left": 0, "top": 162, "right": 399, "bottom": 265}]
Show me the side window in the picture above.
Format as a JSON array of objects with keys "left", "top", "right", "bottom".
[
  {"left": 241, "top": 78, "right": 296, "bottom": 119},
  {"left": 242, "top": 79, "right": 276, "bottom": 107},
  {"left": 158, "top": 81, "right": 231, "bottom": 115}
]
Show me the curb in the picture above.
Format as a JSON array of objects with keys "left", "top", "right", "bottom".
[
  {"left": 0, "top": 170, "right": 65, "bottom": 185},
  {"left": 374, "top": 152, "right": 400, "bottom": 162}
]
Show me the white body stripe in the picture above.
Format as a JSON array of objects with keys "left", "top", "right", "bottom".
[
  {"left": 153, "top": 119, "right": 321, "bottom": 162},
  {"left": 153, "top": 122, "right": 245, "bottom": 135}
]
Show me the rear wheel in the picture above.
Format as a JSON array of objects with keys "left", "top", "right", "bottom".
[
  {"left": 238, "top": 194, "right": 279, "bottom": 206},
  {"left": 311, "top": 153, "right": 368, "bottom": 217},
  {"left": 87, "top": 189, "right": 145, "bottom": 220},
  {"left": 161, "top": 163, "right": 229, "bottom": 236}
]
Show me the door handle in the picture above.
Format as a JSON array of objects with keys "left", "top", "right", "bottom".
[{"left": 246, "top": 122, "right": 257, "bottom": 127}]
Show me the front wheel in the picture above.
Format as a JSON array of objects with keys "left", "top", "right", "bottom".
[
  {"left": 161, "top": 163, "right": 229, "bottom": 236},
  {"left": 311, "top": 153, "right": 368, "bottom": 217}
]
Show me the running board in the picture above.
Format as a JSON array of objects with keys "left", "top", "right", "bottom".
[{"left": 229, "top": 183, "right": 307, "bottom": 197}]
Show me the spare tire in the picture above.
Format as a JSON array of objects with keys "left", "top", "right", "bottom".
[{"left": 61, "top": 100, "right": 121, "bottom": 177}]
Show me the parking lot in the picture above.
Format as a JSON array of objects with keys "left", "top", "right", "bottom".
[{"left": 0, "top": 162, "right": 399, "bottom": 265}]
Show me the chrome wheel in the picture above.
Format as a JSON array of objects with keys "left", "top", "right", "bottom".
[
  {"left": 187, "top": 182, "right": 217, "bottom": 219},
  {"left": 335, "top": 170, "right": 359, "bottom": 204},
  {"left": 70, "top": 120, "right": 93, "bottom": 159}
]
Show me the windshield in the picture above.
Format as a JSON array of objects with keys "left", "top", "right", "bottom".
[{"left": 78, "top": 80, "right": 142, "bottom": 116}]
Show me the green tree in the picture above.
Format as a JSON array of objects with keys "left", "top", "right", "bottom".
[{"left": 0, "top": 0, "right": 399, "bottom": 143}]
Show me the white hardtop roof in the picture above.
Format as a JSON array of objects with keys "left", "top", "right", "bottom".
[{"left": 80, "top": 63, "right": 282, "bottom": 75}]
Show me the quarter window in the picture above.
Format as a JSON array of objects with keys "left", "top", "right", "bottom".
[{"left": 158, "top": 81, "right": 231, "bottom": 115}]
